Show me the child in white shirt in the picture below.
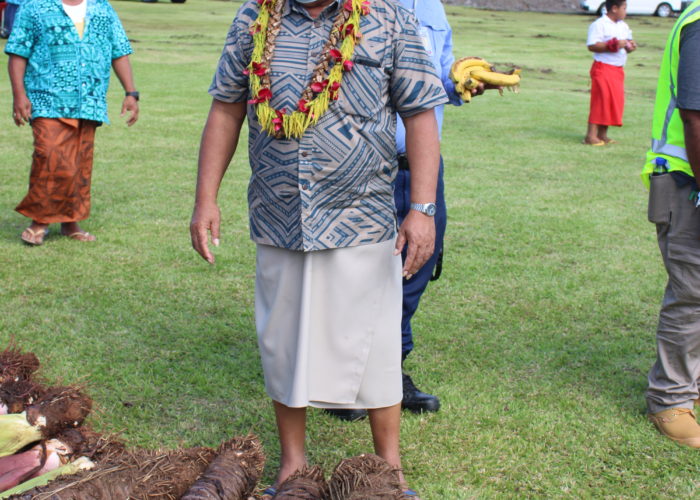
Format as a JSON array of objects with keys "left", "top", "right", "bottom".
[{"left": 584, "top": 0, "right": 637, "bottom": 145}]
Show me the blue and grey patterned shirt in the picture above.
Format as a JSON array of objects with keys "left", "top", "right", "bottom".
[
  {"left": 5, "top": 0, "right": 132, "bottom": 124},
  {"left": 210, "top": 0, "right": 448, "bottom": 252}
]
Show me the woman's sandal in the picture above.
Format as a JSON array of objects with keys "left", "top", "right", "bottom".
[
  {"left": 20, "top": 227, "right": 49, "bottom": 246},
  {"left": 62, "top": 231, "right": 96, "bottom": 242}
]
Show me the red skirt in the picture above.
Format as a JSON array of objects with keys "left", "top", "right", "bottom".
[
  {"left": 588, "top": 60, "right": 625, "bottom": 127},
  {"left": 16, "top": 118, "right": 97, "bottom": 224}
]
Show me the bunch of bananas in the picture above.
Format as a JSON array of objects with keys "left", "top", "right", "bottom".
[{"left": 449, "top": 57, "right": 522, "bottom": 103}]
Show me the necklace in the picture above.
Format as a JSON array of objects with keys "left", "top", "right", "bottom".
[{"left": 246, "top": 0, "right": 370, "bottom": 139}]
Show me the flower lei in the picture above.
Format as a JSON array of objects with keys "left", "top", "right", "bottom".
[{"left": 245, "top": 0, "right": 370, "bottom": 139}]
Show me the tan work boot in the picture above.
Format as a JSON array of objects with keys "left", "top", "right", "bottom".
[{"left": 648, "top": 407, "right": 700, "bottom": 448}]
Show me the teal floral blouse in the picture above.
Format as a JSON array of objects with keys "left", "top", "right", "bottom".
[{"left": 5, "top": 0, "right": 132, "bottom": 123}]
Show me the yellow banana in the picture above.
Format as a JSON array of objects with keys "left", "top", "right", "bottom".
[
  {"left": 450, "top": 57, "right": 522, "bottom": 102},
  {"left": 463, "top": 78, "right": 480, "bottom": 90},
  {"left": 449, "top": 57, "right": 493, "bottom": 85},
  {"left": 469, "top": 68, "right": 521, "bottom": 87},
  {"left": 454, "top": 82, "right": 471, "bottom": 102}
]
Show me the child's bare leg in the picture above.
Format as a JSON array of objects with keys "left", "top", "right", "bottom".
[{"left": 584, "top": 123, "right": 602, "bottom": 144}]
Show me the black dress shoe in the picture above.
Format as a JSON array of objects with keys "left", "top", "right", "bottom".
[
  {"left": 402, "top": 373, "right": 440, "bottom": 413},
  {"left": 323, "top": 408, "right": 368, "bottom": 422}
]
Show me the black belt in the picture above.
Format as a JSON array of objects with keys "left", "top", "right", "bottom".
[{"left": 397, "top": 154, "right": 410, "bottom": 171}]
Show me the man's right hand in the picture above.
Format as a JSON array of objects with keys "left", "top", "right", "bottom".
[
  {"left": 190, "top": 202, "right": 221, "bottom": 264},
  {"left": 12, "top": 94, "right": 31, "bottom": 126}
]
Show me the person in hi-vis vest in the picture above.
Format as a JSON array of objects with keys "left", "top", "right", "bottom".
[{"left": 643, "top": 0, "right": 700, "bottom": 448}]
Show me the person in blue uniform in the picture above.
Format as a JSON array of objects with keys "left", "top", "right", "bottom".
[{"left": 327, "top": 0, "right": 464, "bottom": 421}]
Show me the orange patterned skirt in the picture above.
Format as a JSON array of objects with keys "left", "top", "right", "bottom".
[{"left": 15, "top": 118, "right": 98, "bottom": 224}]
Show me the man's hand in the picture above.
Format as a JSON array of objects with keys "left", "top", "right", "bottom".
[
  {"left": 625, "top": 39, "right": 638, "bottom": 52},
  {"left": 121, "top": 96, "right": 139, "bottom": 126},
  {"left": 395, "top": 210, "right": 435, "bottom": 279},
  {"left": 190, "top": 202, "right": 221, "bottom": 264},
  {"left": 12, "top": 94, "right": 31, "bottom": 126},
  {"left": 471, "top": 81, "right": 502, "bottom": 97}
]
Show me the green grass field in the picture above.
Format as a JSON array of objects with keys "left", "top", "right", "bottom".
[{"left": 1, "top": 1, "right": 699, "bottom": 497}]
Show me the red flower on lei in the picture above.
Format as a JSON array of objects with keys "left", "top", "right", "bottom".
[
  {"left": 310, "top": 79, "right": 329, "bottom": 94},
  {"left": 328, "top": 81, "right": 341, "bottom": 100},
  {"left": 243, "top": 62, "right": 268, "bottom": 77},
  {"left": 272, "top": 108, "right": 286, "bottom": 132},
  {"left": 329, "top": 48, "right": 343, "bottom": 62},
  {"left": 248, "top": 87, "right": 273, "bottom": 104}
]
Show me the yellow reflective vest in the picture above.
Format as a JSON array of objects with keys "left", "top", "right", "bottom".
[{"left": 642, "top": 0, "right": 700, "bottom": 187}]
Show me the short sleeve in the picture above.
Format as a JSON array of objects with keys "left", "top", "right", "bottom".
[
  {"left": 390, "top": 7, "right": 448, "bottom": 118},
  {"left": 587, "top": 20, "right": 601, "bottom": 46},
  {"left": 677, "top": 20, "right": 700, "bottom": 111},
  {"left": 4, "top": 3, "right": 38, "bottom": 58},
  {"left": 109, "top": 8, "right": 133, "bottom": 60},
  {"left": 208, "top": 6, "right": 256, "bottom": 103},
  {"left": 623, "top": 21, "right": 632, "bottom": 40}
]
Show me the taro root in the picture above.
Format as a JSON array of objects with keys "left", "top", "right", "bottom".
[
  {"left": 13, "top": 446, "right": 218, "bottom": 499},
  {"left": 327, "top": 454, "right": 404, "bottom": 500},
  {"left": 272, "top": 465, "right": 328, "bottom": 500},
  {"left": 0, "top": 379, "right": 47, "bottom": 414},
  {"left": 0, "top": 388, "right": 91, "bottom": 460},
  {"left": 25, "top": 387, "right": 92, "bottom": 438},
  {"left": 54, "top": 427, "right": 125, "bottom": 463},
  {"left": 0, "top": 347, "right": 39, "bottom": 385},
  {"left": 182, "top": 434, "right": 265, "bottom": 500}
]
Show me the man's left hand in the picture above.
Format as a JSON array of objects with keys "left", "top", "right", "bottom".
[
  {"left": 471, "top": 81, "right": 502, "bottom": 97},
  {"left": 395, "top": 210, "right": 435, "bottom": 279},
  {"left": 121, "top": 96, "right": 139, "bottom": 126}
]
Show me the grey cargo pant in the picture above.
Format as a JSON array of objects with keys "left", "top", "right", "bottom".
[{"left": 646, "top": 173, "right": 700, "bottom": 413}]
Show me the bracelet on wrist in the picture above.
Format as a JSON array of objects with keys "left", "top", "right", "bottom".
[{"left": 605, "top": 38, "right": 619, "bottom": 52}]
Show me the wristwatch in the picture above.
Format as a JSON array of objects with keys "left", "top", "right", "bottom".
[
  {"left": 125, "top": 91, "right": 140, "bottom": 101},
  {"left": 410, "top": 202, "right": 437, "bottom": 217}
]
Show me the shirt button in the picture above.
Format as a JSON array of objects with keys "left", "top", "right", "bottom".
[
  {"left": 314, "top": 20, "right": 321, "bottom": 28},
  {"left": 302, "top": 183, "right": 310, "bottom": 190},
  {"left": 301, "top": 151, "right": 308, "bottom": 157}
]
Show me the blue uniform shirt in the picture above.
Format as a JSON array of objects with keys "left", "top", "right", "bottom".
[
  {"left": 5, "top": 0, "right": 132, "bottom": 123},
  {"left": 395, "top": 0, "right": 461, "bottom": 154}
]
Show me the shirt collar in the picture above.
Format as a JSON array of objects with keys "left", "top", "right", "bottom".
[{"left": 286, "top": 0, "right": 341, "bottom": 18}]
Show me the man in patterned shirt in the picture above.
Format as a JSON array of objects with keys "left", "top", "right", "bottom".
[
  {"left": 191, "top": 0, "right": 446, "bottom": 494},
  {"left": 6, "top": 0, "right": 139, "bottom": 245}
]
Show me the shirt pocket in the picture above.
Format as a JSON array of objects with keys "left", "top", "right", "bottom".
[
  {"left": 336, "top": 43, "right": 388, "bottom": 119},
  {"left": 418, "top": 17, "right": 448, "bottom": 59}
]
